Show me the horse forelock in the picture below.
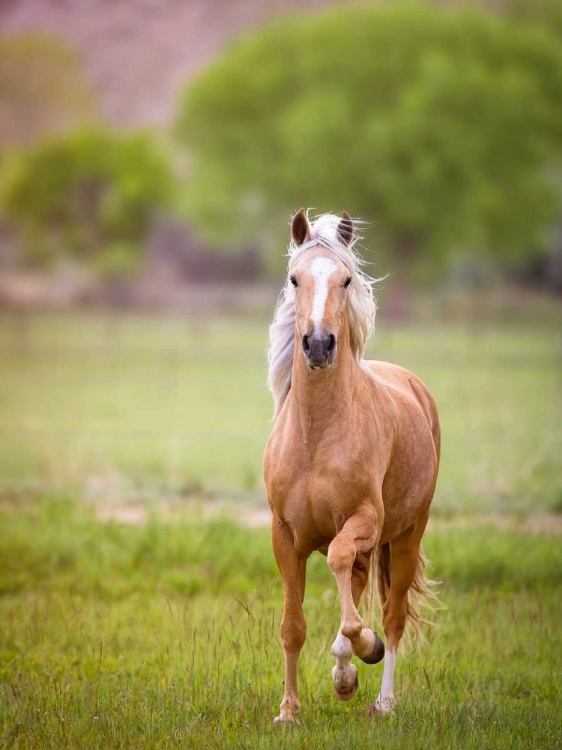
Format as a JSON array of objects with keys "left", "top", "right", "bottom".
[{"left": 267, "top": 212, "right": 379, "bottom": 416}]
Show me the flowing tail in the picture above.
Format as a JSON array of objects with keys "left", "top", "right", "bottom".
[{"left": 365, "top": 543, "right": 441, "bottom": 642}]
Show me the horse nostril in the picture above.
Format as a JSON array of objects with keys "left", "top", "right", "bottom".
[
  {"left": 302, "top": 335, "right": 310, "bottom": 355},
  {"left": 326, "top": 334, "right": 336, "bottom": 354}
]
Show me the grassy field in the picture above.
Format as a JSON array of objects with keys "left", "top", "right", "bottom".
[
  {"left": 0, "top": 311, "right": 560, "bottom": 513},
  {"left": 1, "top": 497, "right": 561, "bottom": 749},
  {"left": 0, "top": 310, "right": 561, "bottom": 747}
]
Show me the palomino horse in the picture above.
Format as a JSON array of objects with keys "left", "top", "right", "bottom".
[{"left": 264, "top": 210, "right": 440, "bottom": 722}]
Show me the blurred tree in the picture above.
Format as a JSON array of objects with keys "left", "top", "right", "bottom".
[
  {"left": 505, "top": 0, "right": 562, "bottom": 293},
  {"left": 177, "top": 3, "right": 562, "bottom": 275},
  {"left": 1, "top": 128, "right": 172, "bottom": 277},
  {"left": 506, "top": 0, "right": 562, "bottom": 39},
  {"left": 0, "top": 33, "right": 96, "bottom": 147}
]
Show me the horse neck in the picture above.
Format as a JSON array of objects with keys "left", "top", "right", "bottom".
[{"left": 289, "top": 316, "right": 361, "bottom": 431}]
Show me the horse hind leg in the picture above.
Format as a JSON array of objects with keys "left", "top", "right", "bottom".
[
  {"left": 328, "top": 511, "right": 385, "bottom": 701},
  {"left": 370, "top": 515, "right": 430, "bottom": 716}
]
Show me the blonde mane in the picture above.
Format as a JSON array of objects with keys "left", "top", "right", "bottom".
[{"left": 267, "top": 212, "right": 379, "bottom": 416}]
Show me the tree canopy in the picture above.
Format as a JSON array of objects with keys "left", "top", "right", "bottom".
[
  {"left": 1, "top": 128, "right": 172, "bottom": 276},
  {"left": 177, "top": 2, "right": 562, "bottom": 272}
]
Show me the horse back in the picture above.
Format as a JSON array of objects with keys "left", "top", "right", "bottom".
[{"left": 365, "top": 360, "right": 440, "bottom": 460}]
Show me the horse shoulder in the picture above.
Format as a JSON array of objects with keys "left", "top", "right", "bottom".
[
  {"left": 364, "top": 359, "right": 440, "bottom": 449},
  {"left": 263, "top": 407, "right": 304, "bottom": 498}
]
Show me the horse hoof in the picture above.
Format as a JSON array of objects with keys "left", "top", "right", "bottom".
[
  {"left": 368, "top": 694, "right": 396, "bottom": 717},
  {"left": 273, "top": 716, "right": 294, "bottom": 725},
  {"left": 333, "top": 667, "right": 358, "bottom": 701},
  {"left": 358, "top": 630, "right": 385, "bottom": 665}
]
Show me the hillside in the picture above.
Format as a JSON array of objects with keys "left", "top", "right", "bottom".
[{"left": 0, "top": 0, "right": 337, "bottom": 128}]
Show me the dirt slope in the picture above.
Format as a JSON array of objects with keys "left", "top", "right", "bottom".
[{"left": 0, "top": 0, "right": 336, "bottom": 127}]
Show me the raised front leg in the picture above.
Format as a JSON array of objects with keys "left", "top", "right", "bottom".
[
  {"left": 328, "top": 509, "right": 385, "bottom": 701},
  {"left": 331, "top": 552, "right": 372, "bottom": 700},
  {"left": 271, "top": 517, "right": 307, "bottom": 724}
]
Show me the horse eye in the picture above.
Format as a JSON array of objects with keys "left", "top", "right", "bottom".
[
  {"left": 344, "top": 277, "right": 352, "bottom": 288},
  {"left": 290, "top": 276, "right": 298, "bottom": 288}
]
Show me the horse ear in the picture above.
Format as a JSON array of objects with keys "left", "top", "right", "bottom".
[
  {"left": 291, "top": 208, "right": 310, "bottom": 246},
  {"left": 337, "top": 211, "right": 354, "bottom": 246}
]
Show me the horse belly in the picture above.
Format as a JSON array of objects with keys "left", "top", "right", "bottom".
[{"left": 380, "top": 430, "right": 438, "bottom": 542}]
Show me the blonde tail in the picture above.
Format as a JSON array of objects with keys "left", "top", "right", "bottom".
[{"left": 364, "top": 543, "right": 440, "bottom": 643}]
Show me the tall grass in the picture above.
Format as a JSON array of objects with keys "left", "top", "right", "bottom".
[{"left": 1, "top": 496, "right": 561, "bottom": 748}]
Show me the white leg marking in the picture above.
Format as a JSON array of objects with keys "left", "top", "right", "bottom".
[
  {"left": 311, "top": 257, "right": 336, "bottom": 335},
  {"left": 332, "top": 631, "right": 353, "bottom": 661},
  {"left": 331, "top": 631, "right": 358, "bottom": 701},
  {"left": 373, "top": 648, "right": 396, "bottom": 715}
]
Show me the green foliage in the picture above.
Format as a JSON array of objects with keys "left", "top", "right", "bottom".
[
  {"left": 0, "top": 33, "right": 95, "bottom": 147},
  {"left": 506, "top": 0, "right": 562, "bottom": 40},
  {"left": 1, "top": 128, "right": 172, "bottom": 275},
  {"left": 177, "top": 2, "right": 562, "bottom": 270}
]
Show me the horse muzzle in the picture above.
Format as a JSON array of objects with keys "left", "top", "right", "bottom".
[{"left": 302, "top": 333, "right": 336, "bottom": 370}]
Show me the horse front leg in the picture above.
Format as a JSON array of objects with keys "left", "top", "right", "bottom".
[
  {"left": 271, "top": 517, "right": 307, "bottom": 724},
  {"left": 330, "top": 551, "right": 371, "bottom": 700},
  {"left": 328, "top": 509, "right": 384, "bottom": 701}
]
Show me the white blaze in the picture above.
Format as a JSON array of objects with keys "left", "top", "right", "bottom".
[{"left": 311, "top": 257, "right": 337, "bottom": 335}]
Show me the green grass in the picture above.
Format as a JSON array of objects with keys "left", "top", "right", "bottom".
[
  {"left": 1, "top": 310, "right": 560, "bottom": 746},
  {"left": 1, "top": 497, "right": 561, "bottom": 749},
  {"left": 0, "top": 311, "right": 560, "bottom": 513}
]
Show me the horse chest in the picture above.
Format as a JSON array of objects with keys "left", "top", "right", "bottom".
[{"left": 266, "top": 436, "right": 377, "bottom": 549}]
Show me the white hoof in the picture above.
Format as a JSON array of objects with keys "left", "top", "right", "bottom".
[
  {"left": 273, "top": 704, "right": 299, "bottom": 724},
  {"left": 273, "top": 715, "right": 294, "bottom": 725},
  {"left": 371, "top": 693, "right": 396, "bottom": 716}
]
